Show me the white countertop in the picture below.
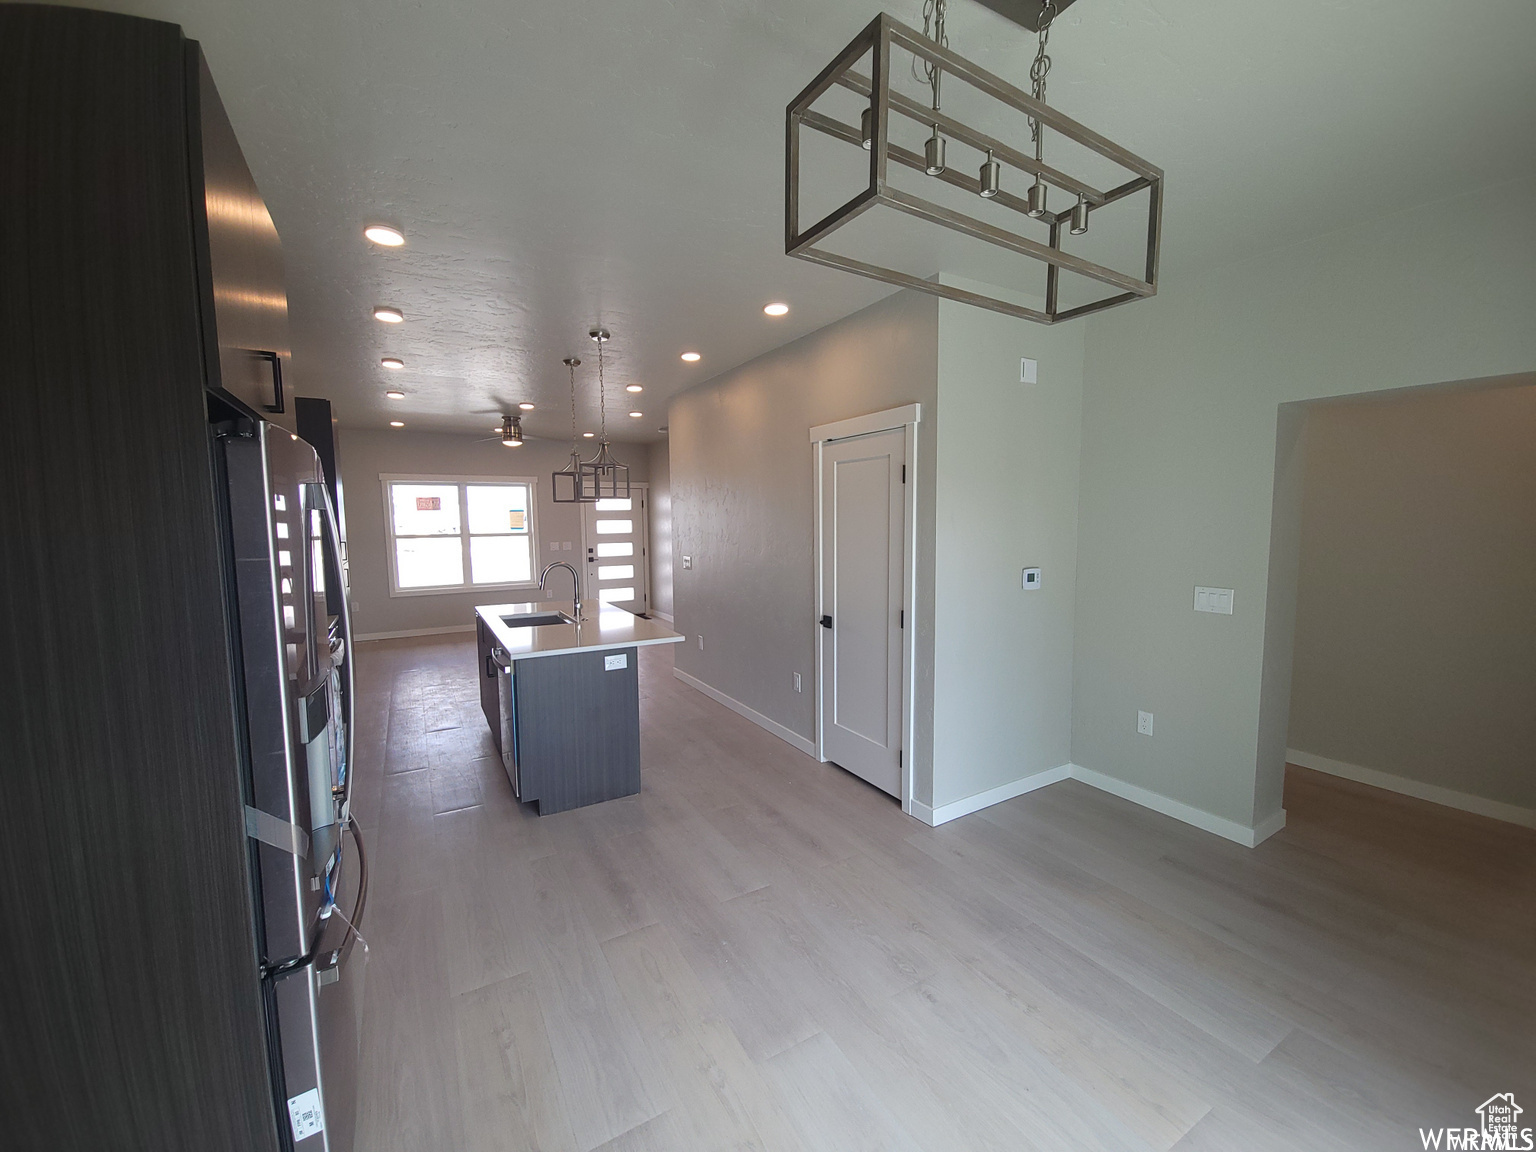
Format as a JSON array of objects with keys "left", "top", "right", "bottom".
[{"left": 476, "top": 600, "right": 684, "bottom": 661}]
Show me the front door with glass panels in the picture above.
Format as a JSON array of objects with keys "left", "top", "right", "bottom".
[{"left": 581, "top": 487, "right": 648, "bottom": 613}]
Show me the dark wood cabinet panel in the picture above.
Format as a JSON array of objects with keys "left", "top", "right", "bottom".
[
  {"left": 0, "top": 7, "right": 280, "bottom": 1149},
  {"left": 188, "top": 44, "right": 295, "bottom": 432},
  {"left": 477, "top": 617, "right": 503, "bottom": 753},
  {"left": 514, "top": 648, "right": 642, "bottom": 815}
]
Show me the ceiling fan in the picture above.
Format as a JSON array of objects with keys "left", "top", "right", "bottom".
[{"left": 472, "top": 413, "right": 525, "bottom": 447}]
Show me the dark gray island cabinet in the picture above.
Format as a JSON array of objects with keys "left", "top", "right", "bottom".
[{"left": 476, "top": 601, "right": 684, "bottom": 815}]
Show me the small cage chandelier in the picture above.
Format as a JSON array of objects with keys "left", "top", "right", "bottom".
[
  {"left": 786, "top": 0, "right": 1163, "bottom": 324},
  {"left": 551, "top": 356, "right": 585, "bottom": 503},
  {"left": 576, "top": 328, "right": 631, "bottom": 501}
]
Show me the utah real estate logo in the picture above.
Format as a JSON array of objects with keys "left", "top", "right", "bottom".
[{"left": 1420, "top": 1094, "right": 1532, "bottom": 1150}]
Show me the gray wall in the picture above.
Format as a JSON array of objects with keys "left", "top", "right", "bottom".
[
  {"left": 338, "top": 428, "right": 647, "bottom": 637},
  {"left": 669, "top": 289, "right": 939, "bottom": 800},
  {"left": 1072, "top": 176, "right": 1536, "bottom": 832},
  {"left": 648, "top": 439, "right": 673, "bottom": 619},
  {"left": 930, "top": 299, "right": 1085, "bottom": 809},
  {"left": 1288, "top": 382, "right": 1536, "bottom": 809}
]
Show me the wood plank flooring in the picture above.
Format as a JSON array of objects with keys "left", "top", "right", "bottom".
[{"left": 348, "top": 636, "right": 1534, "bottom": 1151}]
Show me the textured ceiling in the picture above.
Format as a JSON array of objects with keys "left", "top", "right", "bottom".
[{"left": 20, "top": 0, "right": 1536, "bottom": 442}]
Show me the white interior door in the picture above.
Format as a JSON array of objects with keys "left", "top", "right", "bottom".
[
  {"left": 818, "top": 428, "right": 904, "bottom": 796},
  {"left": 581, "top": 487, "right": 650, "bottom": 614}
]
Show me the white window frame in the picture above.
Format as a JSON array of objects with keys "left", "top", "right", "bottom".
[{"left": 380, "top": 473, "right": 541, "bottom": 597}]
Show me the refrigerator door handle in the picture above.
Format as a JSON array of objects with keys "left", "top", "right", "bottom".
[{"left": 315, "top": 482, "right": 355, "bottom": 809}]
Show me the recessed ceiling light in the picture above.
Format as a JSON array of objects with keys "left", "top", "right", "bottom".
[
  {"left": 389, "top": 420, "right": 405, "bottom": 427},
  {"left": 518, "top": 402, "right": 535, "bottom": 410},
  {"left": 380, "top": 357, "right": 404, "bottom": 370},
  {"left": 680, "top": 352, "right": 701, "bottom": 362},
  {"left": 364, "top": 224, "right": 405, "bottom": 247},
  {"left": 628, "top": 411, "right": 643, "bottom": 418},
  {"left": 582, "top": 431, "right": 595, "bottom": 438},
  {"left": 764, "top": 302, "right": 789, "bottom": 316},
  {"left": 373, "top": 306, "right": 404, "bottom": 323},
  {"left": 385, "top": 389, "right": 405, "bottom": 399},
  {"left": 625, "top": 384, "right": 643, "bottom": 393}
]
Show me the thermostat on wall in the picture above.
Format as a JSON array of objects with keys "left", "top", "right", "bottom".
[{"left": 1022, "top": 567, "right": 1042, "bottom": 589}]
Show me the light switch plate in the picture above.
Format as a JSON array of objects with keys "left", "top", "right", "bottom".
[
  {"left": 1194, "top": 586, "right": 1234, "bottom": 615},
  {"left": 793, "top": 672, "right": 802, "bottom": 693},
  {"left": 1022, "top": 567, "right": 1042, "bottom": 589},
  {"left": 1021, "top": 357, "right": 1038, "bottom": 384},
  {"left": 682, "top": 555, "right": 692, "bottom": 570}
]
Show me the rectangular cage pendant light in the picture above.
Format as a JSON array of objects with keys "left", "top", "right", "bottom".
[
  {"left": 552, "top": 451, "right": 584, "bottom": 503},
  {"left": 785, "top": 12, "right": 1163, "bottom": 324},
  {"left": 576, "top": 440, "right": 631, "bottom": 501}
]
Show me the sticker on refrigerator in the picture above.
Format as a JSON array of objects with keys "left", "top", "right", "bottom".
[
  {"left": 287, "top": 1088, "right": 325, "bottom": 1141},
  {"left": 604, "top": 653, "right": 627, "bottom": 671}
]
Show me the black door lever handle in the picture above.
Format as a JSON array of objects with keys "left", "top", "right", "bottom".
[{"left": 820, "top": 615, "right": 832, "bottom": 629}]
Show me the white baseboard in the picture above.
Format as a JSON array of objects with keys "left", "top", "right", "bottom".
[
  {"left": 672, "top": 667, "right": 817, "bottom": 758},
  {"left": 1068, "top": 764, "right": 1286, "bottom": 848},
  {"left": 911, "top": 765, "right": 1072, "bottom": 827},
  {"left": 1287, "top": 749, "right": 1536, "bottom": 829},
  {"left": 908, "top": 762, "right": 1285, "bottom": 847},
  {"left": 355, "top": 623, "right": 477, "bottom": 642},
  {"left": 653, "top": 611, "right": 674, "bottom": 624}
]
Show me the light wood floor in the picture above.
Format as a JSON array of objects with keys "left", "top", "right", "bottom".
[{"left": 348, "top": 636, "right": 1534, "bottom": 1152}]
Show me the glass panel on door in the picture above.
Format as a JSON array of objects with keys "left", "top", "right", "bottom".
[{"left": 582, "top": 486, "right": 648, "bottom": 613}]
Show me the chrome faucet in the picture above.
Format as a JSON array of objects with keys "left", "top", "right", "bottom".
[{"left": 539, "top": 561, "right": 582, "bottom": 623}]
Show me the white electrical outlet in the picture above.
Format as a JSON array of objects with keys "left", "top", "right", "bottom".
[
  {"left": 1137, "top": 711, "right": 1154, "bottom": 736},
  {"left": 604, "top": 653, "right": 627, "bottom": 671},
  {"left": 793, "top": 672, "right": 802, "bottom": 693},
  {"left": 1021, "top": 357, "right": 1038, "bottom": 384}
]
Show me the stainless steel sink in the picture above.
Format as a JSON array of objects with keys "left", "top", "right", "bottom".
[{"left": 499, "top": 611, "right": 576, "bottom": 628}]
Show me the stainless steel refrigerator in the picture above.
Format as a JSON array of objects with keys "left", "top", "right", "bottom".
[
  {"left": 1, "top": 8, "right": 367, "bottom": 1147},
  {"left": 219, "top": 418, "right": 365, "bottom": 1151}
]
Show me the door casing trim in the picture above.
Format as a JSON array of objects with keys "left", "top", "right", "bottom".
[{"left": 811, "top": 403, "right": 921, "bottom": 815}]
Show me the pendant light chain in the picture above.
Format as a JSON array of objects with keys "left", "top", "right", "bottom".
[
  {"left": 576, "top": 327, "right": 629, "bottom": 501},
  {"left": 596, "top": 334, "right": 608, "bottom": 444},
  {"left": 920, "top": 0, "right": 948, "bottom": 108},
  {"left": 1030, "top": 1, "right": 1056, "bottom": 159},
  {"left": 552, "top": 355, "right": 584, "bottom": 502}
]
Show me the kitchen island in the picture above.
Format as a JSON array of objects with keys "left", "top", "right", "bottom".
[{"left": 475, "top": 600, "right": 683, "bottom": 815}]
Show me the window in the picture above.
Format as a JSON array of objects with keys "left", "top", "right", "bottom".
[{"left": 381, "top": 475, "right": 538, "bottom": 596}]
